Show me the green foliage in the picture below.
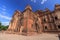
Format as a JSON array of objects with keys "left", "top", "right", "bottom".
[
  {"left": 0, "top": 22, "right": 8, "bottom": 31},
  {"left": 0, "top": 22, "right": 1, "bottom": 26}
]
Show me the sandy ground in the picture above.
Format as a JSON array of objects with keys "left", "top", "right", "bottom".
[{"left": 0, "top": 32, "right": 59, "bottom": 40}]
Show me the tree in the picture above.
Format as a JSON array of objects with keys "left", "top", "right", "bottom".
[
  {"left": 0, "top": 22, "right": 1, "bottom": 26},
  {"left": 0, "top": 22, "right": 2, "bottom": 31},
  {"left": 0, "top": 21, "right": 8, "bottom": 31}
]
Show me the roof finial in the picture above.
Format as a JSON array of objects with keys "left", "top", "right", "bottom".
[{"left": 25, "top": 5, "right": 32, "bottom": 10}]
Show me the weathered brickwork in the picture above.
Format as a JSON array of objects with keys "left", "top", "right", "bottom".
[{"left": 8, "top": 4, "right": 60, "bottom": 35}]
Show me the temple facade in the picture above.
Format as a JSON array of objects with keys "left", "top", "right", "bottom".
[{"left": 8, "top": 4, "right": 60, "bottom": 35}]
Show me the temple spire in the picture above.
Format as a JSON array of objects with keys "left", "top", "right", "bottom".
[
  {"left": 25, "top": 5, "right": 32, "bottom": 10},
  {"left": 55, "top": 4, "right": 60, "bottom": 10}
]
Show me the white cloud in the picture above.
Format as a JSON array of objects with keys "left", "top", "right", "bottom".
[
  {"left": 1, "top": 12, "right": 6, "bottom": 14},
  {"left": 41, "top": 0, "right": 47, "bottom": 4},
  {"left": 30, "top": 0, "right": 48, "bottom": 4},
  {"left": 2, "top": 22, "right": 9, "bottom": 26},
  {"left": 31, "top": 0, "right": 33, "bottom": 1},
  {"left": 1, "top": 11, "right": 7, "bottom": 14},
  {"left": 0, "top": 7, "right": 6, "bottom": 11},
  {"left": 2, "top": 8, "right": 6, "bottom": 11},
  {"left": 0, "top": 5, "right": 6, "bottom": 11},
  {"left": 0, "top": 14, "right": 11, "bottom": 20},
  {"left": 2, "top": 5, "right": 6, "bottom": 8},
  {"left": 31, "top": 0, "right": 36, "bottom": 3},
  {"left": 34, "top": 0, "right": 36, "bottom": 3}
]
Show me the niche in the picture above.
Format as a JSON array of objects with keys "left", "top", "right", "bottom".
[
  {"left": 45, "top": 26, "right": 48, "bottom": 30},
  {"left": 43, "top": 18, "right": 46, "bottom": 22},
  {"left": 58, "top": 25, "right": 60, "bottom": 29},
  {"left": 55, "top": 16, "right": 58, "bottom": 20}
]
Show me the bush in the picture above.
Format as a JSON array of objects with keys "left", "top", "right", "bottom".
[
  {"left": 0, "top": 25, "right": 8, "bottom": 31},
  {"left": 0, "top": 22, "right": 8, "bottom": 31}
]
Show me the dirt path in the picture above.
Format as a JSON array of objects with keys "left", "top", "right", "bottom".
[{"left": 0, "top": 32, "right": 59, "bottom": 40}]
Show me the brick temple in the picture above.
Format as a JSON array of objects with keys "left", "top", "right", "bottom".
[{"left": 7, "top": 4, "right": 60, "bottom": 35}]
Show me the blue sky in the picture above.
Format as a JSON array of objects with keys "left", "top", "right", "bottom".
[{"left": 0, "top": 0, "right": 60, "bottom": 26}]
